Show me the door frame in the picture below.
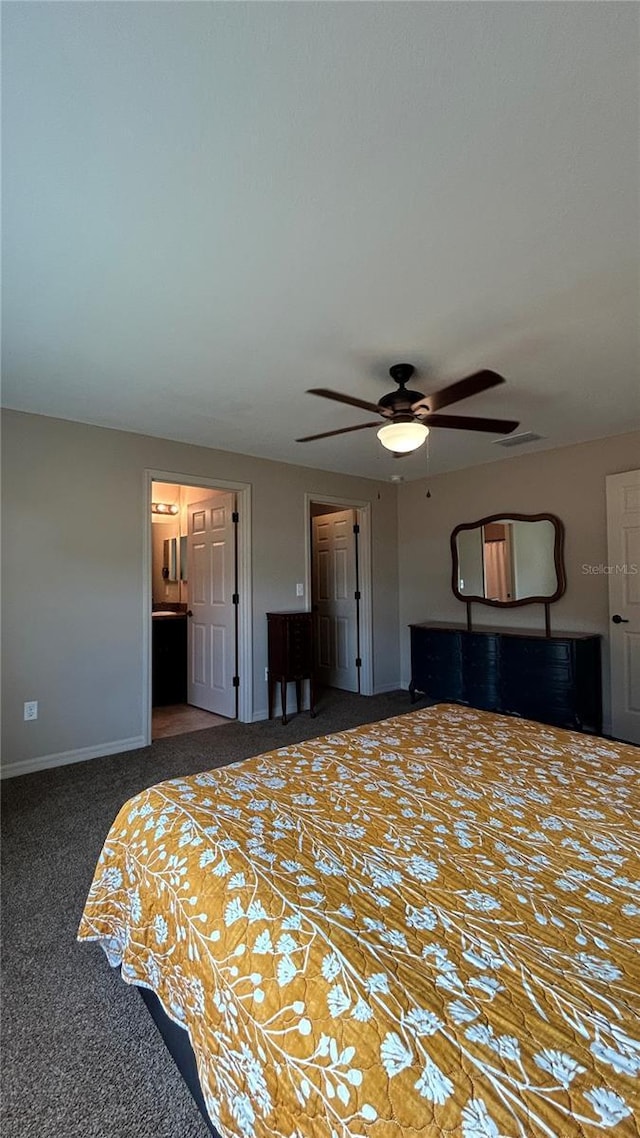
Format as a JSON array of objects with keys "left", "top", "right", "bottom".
[
  {"left": 304, "top": 493, "right": 374, "bottom": 697},
  {"left": 143, "top": 470, "right": 253, "bottom": 741}
]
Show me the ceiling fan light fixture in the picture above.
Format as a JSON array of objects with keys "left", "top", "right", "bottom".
[{"left": 377, "top": 420, "right": 429, "bottom": 453}]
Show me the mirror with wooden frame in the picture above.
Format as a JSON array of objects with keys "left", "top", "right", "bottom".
[{"left": 451, "top": 513, "right": 565, "bottom": 607}]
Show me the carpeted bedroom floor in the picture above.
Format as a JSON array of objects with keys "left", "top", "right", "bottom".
[{"left": 1, "top": 688, "right": 430, "bottom": 1138}]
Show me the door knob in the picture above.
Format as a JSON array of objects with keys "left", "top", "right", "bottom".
[
  {"left": 612, "top": 614, "right": 629, "bottom": 624},
  {"left": 187, "top": 610, "right": 193, "bottom": 618}
]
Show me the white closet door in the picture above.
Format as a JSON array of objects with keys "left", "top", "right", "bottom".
[
  {"left": 312, "top": 509, "right": 358, "bottom": 692},
  {"left": 606, "top": 469, "right": 640, "bottom": 743}
]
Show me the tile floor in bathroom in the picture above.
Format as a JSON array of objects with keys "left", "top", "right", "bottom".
[{"left": 152, "top": 704, "right": 231, "bottom": 739}]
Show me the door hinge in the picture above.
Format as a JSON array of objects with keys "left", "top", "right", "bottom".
[
  {"left": 354, "top": 590, "right": 361, "bottom": 601},
  {"left": 232, "top": 593, "right": 239, "bottom": 605},
  {"left": 355, "top": 657, "right": 362, "bottom": 668},
  {"left": 232, "top": 511, "right": 239, "bottom": 523},
  {"left": 232, "top": 675, "right": 240, "bottom": 688},
  {"left": 353, "top": 523, "right": 360, "bottom": 534}
]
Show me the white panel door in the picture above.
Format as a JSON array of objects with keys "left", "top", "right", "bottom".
[
  {"left": 606, "top": 469, "right": 640, "bottom": 744},
  {"left": 187, "top": 493, "right": 236, "bottom": 718},
  {"left": 312, "top": 509, "right": 358, "bottom": 691}
]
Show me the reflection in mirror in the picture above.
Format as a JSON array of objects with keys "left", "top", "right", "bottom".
[
  {"left": 163, "top": 537, "right": 179, "bottom": 582},
  {"left": 454, "top": 516, "right": 563, "bottom": 604},
  {"left": 456, "top": 528, "right": 485, "bottom": 597}
]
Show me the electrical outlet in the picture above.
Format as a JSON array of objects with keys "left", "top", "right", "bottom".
[
  {"left": 264, "top": 667, "right": 269, "bottom": 682},
  {"left": 296, "top": 583, "right": 304, "bottom": 596},
  {"left": 24, "top": 701, "right": 38, "bottom": 721}
]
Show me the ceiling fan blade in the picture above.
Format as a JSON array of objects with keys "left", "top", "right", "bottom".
[
  {"left": 423, "top": 413, "right": 519, "bottom": 434},
  {"left": 307, "top": 388, "right": 386, "bottom": 416},
  {"left": 412, "top": 370, "right": 505, "bottom": 413},
  {"left": 296, "top": 421, "right": 381, "bottom": 443}
]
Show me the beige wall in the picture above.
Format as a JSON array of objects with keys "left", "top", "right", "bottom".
[
  {"left": 1, "top": 411, "right": 400, "bottom": 773},
  {"left": 3, "top": 409, "right": 636, "bottom": 774},
  {"left": 398, "top": 430, "right": 640, "bottom": 730}
]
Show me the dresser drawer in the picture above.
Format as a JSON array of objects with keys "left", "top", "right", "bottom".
[
  {"left": 411, "top": 628, "right": 462, "bottom": 664},
  {"left": 502, "top": 687, "right": 576, "bottom": 724},
  {"left": 463, "top": 679, "right": 499, "bottom": 711},
  {"left": 503, "top": 684, "right": 574, "bottom": 710},
  {"left": 414, "top": 672, "right": 464, "bottom": 702},
  {"left": 287, "top": 616, "right": 311, "bottom": 636},
  {"left": 502, "top": 661, "right": 573, "bottom": 690},
  {"left": 462, "top": 634, "right": 499, "bottom": 665},
  {"left": 465, "top": 658, "right": 498, "bottom": 679},
  {"left": 287, "top": 644, "right": 313, "bottom": 674},
  {"left": 501, "top": 637, "right": 572, "bottom": 665}
]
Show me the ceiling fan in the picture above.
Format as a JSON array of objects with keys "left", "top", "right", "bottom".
[{"left": 296, "top": 364, "right": 519, "bottom": 455}]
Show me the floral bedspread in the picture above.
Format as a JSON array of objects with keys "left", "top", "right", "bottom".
[{"left": 78, "top": 705, "right": 640, "bottom": 1137}]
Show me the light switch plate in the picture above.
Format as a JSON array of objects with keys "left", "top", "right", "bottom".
[{"left": 296, "top": 583, "right": 304, "bottom": 596}]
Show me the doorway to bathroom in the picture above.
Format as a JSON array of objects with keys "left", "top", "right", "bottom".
[{"left": 144, "top": 471, "right": 252, "bottom": 743}]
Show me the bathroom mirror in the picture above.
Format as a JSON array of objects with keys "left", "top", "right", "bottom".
[
  {"left": 451, "top": 513, "right": 565, "bottom": 607},
  {"left": 163, "top": 537, "right": 179, "bottom": 582}
]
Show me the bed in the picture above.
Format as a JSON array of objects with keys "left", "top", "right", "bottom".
[{"left": 78, "top": 704, "right": 640, "bottom": 1137}]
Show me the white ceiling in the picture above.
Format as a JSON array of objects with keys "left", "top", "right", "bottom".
[{"left": 2, "top": 2, "right": 639, "bottom": 480}]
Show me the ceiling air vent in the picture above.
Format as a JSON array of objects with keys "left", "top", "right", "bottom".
[{"left": 493, "top": 431, "right": 543, "bottom": 448}]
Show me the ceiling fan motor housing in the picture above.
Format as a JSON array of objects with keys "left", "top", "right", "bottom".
[
  {"left": 389, "top": 363, "right": 415, "bottom": 384},
  {"left": 379, "top": 363, "right": 426, "bottom": 416}
]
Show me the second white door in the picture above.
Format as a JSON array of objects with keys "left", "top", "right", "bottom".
[
  {"left": 312, "top": 509, "right": 359, "bottom": 692},
  {"left": 187, "top": 493, "right": 237, "bottom": 718},
  {"left": 606, "top": 469, "right": 640, "bottom": 744}
]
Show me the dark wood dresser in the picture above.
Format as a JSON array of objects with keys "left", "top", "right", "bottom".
[
  {"left": 409, "top": 623, "right": 602, "bottom": 734},
  {"left": 267, "top": 611, "right": 316, "bottom": 725}
]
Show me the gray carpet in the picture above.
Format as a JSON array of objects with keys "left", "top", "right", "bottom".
[{"left": 1, "top": 688, "right": 428, "bottom": 1138}]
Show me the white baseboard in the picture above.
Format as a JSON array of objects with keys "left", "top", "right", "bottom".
[
  {"left": 1, "top": 735, "right": 147, "bottom": 780},
  {"left": 373, "top": 681, "right": 404, "bottom": 694},
  {"left": 252, "top": 708, "right": 269, "bottom": 722}
]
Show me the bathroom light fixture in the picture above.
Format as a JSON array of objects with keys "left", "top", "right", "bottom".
[
  {"left": 377, "top": 420, "right": 430, "bottom": 453},
  {"left": 151, "top": 502, "right": 179, "bottom": 515}
]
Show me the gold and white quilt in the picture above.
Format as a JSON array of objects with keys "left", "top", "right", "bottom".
[{"left": 78, "top": 705, "right": 640, "bottom": 1137}]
